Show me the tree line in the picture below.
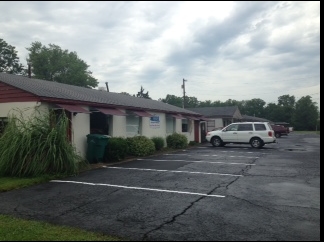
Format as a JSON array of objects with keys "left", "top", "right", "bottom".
[
  {"left": 0, "top": 38, "right": 319, "bottom": 131},
  {"left": 159, "top": 94, "right": 320, "bottom": 131}
]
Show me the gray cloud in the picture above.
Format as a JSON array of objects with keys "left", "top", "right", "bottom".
[{"left": 0, "top": 1, "right": 320, "bottom": 108}]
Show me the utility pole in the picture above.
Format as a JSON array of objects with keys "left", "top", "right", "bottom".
[
  {"left": 105, "top": 82, "right": 109, "bottom": 92},
  {"left": 27, "top": 62, "right": 31, "bottom": 78},
  {"left": 181, "top": 78, "right": 187, "bottom": 108}
]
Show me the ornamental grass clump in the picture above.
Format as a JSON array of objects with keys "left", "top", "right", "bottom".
[{"left": 0, "top": 109, "right": 85, "bottom": 177}]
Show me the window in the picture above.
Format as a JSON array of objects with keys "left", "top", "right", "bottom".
[
  {"left": 238, "top": 124, "right": 253, "bottom": 131},
  {"left": 182, "top": 119, "right": 188, "bottom": 132},
  {"left": 226, "top": 124, "right": 238, "bottom": 131},
  {"left": 166, "top": 115, "right": 175, "bottom": 134},
  {"left": 254, "top": 123, "right": 266, "bottom": 131},
  {"left": 126, "top": 114, "right": 140, "bottom": 137},
  {"left": 0, "top": 117, "right": 8, "bottom": 134},
  {"left": 90, "top": 111, "right": 110, "bottom": 135}
]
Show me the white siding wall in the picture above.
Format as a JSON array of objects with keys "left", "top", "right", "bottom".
[
  {"left": 175, "top": 118, "right": 182, "bottom": 133},
  {"left": 72, "top": 110, "right": 90, "bottom": 159},
  {"left": 0, "top": 102, "right": 48, "bottom": 118},
  {"left": 141, "top": 112, "right": 166, "bottom": 138},
  {"left": 215, "top": 118, "right": 223, "bottom": 128},
  {"left": 111, "top": 114, "right": 127, "bottom": 138}
]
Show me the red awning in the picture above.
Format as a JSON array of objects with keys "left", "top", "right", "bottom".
[
  {"left": 131, "top": 110, "right": 152, "bottom": 117},
  {"left": 96, "top": 108, "right": 126, "bottom": 116},
  {"left": 56, "top": 104, "right": 90, "bottom": 113}
]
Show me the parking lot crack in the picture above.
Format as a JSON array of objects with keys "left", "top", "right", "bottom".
[{"left": 141, "top": 190, "right": 216, "bottom": 241}]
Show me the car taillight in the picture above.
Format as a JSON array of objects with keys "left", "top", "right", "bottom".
[{"left": 268, "top": 131, "right": 273, "bottom": 137}]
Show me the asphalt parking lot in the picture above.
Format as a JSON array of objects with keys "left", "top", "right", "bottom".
[{"left": 0, "top": 133, "right": 320, "bottom": 241}]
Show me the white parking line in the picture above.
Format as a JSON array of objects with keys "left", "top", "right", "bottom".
[
  {"left": 164, "top": 154, "right": 192, "bottom": 156},
  {"left": 50, "top": 180, "right": 225, "bottom": 198},
  {"left": 104, "top": 166, "right": 242, "bottom": 177},
  {"left": 202, "top": 155, "right": 260, "bottom": 158},
  {"left": 137, "top": 159, "right": 255, "bottom": 165},
  {"left": 164, "top": 152, "right": 266, "bottom": 156}
]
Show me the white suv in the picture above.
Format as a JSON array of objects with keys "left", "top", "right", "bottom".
[{"left": 205, "top": 122, "right": 276, "bottom": 148}]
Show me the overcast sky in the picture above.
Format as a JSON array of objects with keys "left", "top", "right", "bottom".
[{"left": 0, "top": 1, "right": 320, "bottom": 108}]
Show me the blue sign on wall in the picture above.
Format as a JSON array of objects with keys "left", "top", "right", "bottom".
[
  {"left": 150, "top": 116, "right": 160, "bottom": 122},
  {"left": 150, "top": 115, "right": 160, "bottom": 129}
]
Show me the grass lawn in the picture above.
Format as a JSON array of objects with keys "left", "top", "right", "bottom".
[{"left": 0, "top": 214, "right": 125, "bottom": 241}]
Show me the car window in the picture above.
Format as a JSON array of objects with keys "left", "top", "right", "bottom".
[
  {"left": 254, "top": 123, "right": 266, "bottom": 131},
  {"left": 238, "top": 124, "right": 253, "bottom": 131},
  {"left": 226, "top": 124, "right": 238, "bottom": 131}
]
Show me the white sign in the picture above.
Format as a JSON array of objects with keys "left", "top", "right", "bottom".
[{"left": 150, "top": 115, "right": 160, "bottom": 129}]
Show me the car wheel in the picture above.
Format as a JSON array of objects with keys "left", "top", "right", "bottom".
[
  {"left": 275, "top": 133, "right": 281, "bottom": 138},
  {"left": 250, "top": 138, "right": 263, "bottom": 148},
  {"left": 211, "top": 137, "right": 222, "bottom": 147}
]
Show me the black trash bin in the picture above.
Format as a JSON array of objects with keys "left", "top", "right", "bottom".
[{"left": 86, "top": 134, "right": 109, "bottom": 163}]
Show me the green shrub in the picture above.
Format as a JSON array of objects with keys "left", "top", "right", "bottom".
[
  {"left": 189, "top": 141, "right": 198, "bottom": 146},
  {"left": 166, "top": 133, "right": 188, "bottom": 149},
  {"left": 126, "top": 136, "right": 155, "bottom": 156},
  {"left": 151, "top": 136, "right": 165, "bottom": 151},
  {"left": 104, "top": 137, "right": 128, "bottom": 162}
]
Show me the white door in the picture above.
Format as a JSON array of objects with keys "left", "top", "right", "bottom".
[
  {"left": 236, "top": 123, "right": 254, "bottom": 142},
  {"left": 222, "top": 123, "right": 238, "bottom": 142}
]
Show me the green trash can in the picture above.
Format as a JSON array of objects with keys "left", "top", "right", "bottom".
[{"left": 86, "top": 134, "right": 109, "bottom": 163}]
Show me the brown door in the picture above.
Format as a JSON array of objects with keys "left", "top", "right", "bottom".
[
  {"left": 194, "top": 120, "right": 199, "bottom": 143},
  {"left": 200, "top": 122, "right": 206, "bottom": 143}
]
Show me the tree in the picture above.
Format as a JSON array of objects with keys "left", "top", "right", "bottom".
[
  {"left": 292, "top": 95, "right": 319, "bottom": 131},
  {"left": 120, "top": 92, "right": 133, "bottom": 96},
  {"left": 185, "top": 96, "right": 199, "bottom": 108},
  {"left": 276, "top": 94, "right": 296, "bottom": 124},
  {"left": 136, "top": 86, "right": 151, "bottom": 99},
  {"left": 198, "top": 100, "right": 213, "bottom": 107},
  {"left": 0, "top": 38, "right": 25, "bottom": 74},
  {"left": 263, "top": 103, "right": 281, "bottom": 122},
  {"left": 161, "top": 94, "right": 183, "bottom": 108},
  {"left": 243, "top": 98, "right": 266, "bottom": 117},
  {"left": 26, "top": 41, "right": 98, "bottom": 88},
  {"left": 278, "top": 94, "right": 295, "bottom": 107}
]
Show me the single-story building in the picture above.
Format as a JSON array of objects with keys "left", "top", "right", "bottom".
[
  {"left": 186, "top": 106, "right": 243, "bottom": 132},
  {"left": 0, "top": 73, "right": 206, "bottom": 159}
]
